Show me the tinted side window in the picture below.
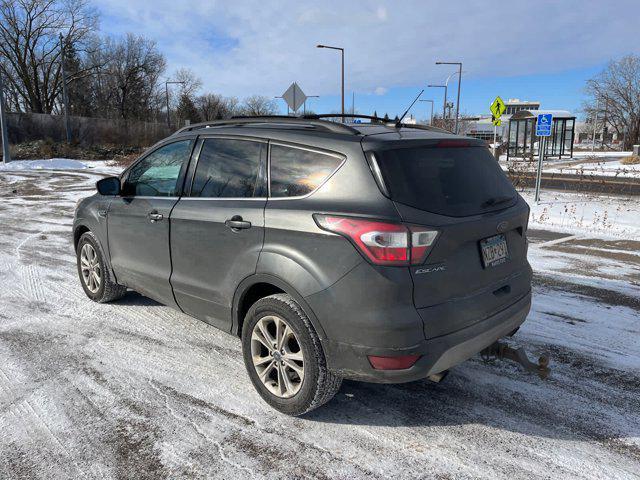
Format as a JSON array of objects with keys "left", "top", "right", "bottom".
[
  {"left": 190, "top": 138, "right": 266, "bottom": 198},
  {"left": 124, "top": 140, "right": 193, "bottom": 197},
  {"left": 270, "top": 145, "right": 342, "bottom": 198}
]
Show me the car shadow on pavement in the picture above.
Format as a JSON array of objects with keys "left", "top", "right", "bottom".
[
  {"left": 112, "top": 291, "right": 164, "bottom": 307},
  {"left": 303, "top": 370, "right": 639, "bottom": 445}
]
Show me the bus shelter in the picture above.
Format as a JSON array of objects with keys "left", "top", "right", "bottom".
[{"left": 506, "top": 110, "right": 575, "bottom": 160}]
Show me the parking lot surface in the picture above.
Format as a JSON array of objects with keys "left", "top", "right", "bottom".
[{"left": 0, "top": 169, "right": 638, "bottom": 479}]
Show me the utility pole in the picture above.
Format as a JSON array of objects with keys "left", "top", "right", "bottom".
[
  {"left": 0, "top": 72, "right": 11, "bottom": 164},
  {"left": 317, "top": 45, "right": 345, "bottom": 121},
  {"left": 59, "top": 34, "right": 71, "bottom": 143}
]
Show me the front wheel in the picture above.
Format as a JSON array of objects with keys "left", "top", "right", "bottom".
[
  {"left": 242, "top": 294, "right": 342, "bottom": 416},
  {"left": 76, "top": 231, "right": 127, "bottom": 303}
]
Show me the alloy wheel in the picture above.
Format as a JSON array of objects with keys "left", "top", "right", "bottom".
[
  {"left": 80, "top": 243, "right": 102, "bottom": 293},
  {"left": 250, "top": 315, "right": 304, "bottom": 398}
]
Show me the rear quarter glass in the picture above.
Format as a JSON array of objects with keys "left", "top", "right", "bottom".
[{"left": 374, "top": 146, "right": 517, "bottom": 217}]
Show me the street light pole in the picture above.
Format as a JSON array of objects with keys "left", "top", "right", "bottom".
[
  {"left": 0, "top": 72, "right": 11, "bottom": 164},
  {"left": 317, "top": 44, "right": 344, "bottom": 121},
  {"left": 436, "top": 61, "right": 462, "bottom": 134},
  {"left": 419, "top": 99, "right": 434, "bottom": 125},
  {"left": 165, "top": 80, "right": 186, "bottom": 129},
  {"left": 304, "top": 95, "right": 320, "bottom": 116}
]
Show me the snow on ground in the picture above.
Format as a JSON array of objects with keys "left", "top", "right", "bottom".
[
  {"left": 520, "top": 189, "right": 639, "bottom": 237},
  {"left": 0, "top": 158, "right": 123, "bottom": 176},
  {"left": 0, "top": 158, "right": 88, "bottom": 171},
  {"left": 499, "top": 151, "right": 639, "bottom": 178},
  {"left": 0, "top": 169, "right": 638, "bottom": 479}
]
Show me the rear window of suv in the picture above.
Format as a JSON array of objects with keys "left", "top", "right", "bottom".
[{"left": 374, "top": 145, "right": 517, "bottom": 217}]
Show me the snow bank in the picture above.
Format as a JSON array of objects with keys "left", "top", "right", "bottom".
[
  {"left": 0, "top": 158, "right": 88, "bottom": 171},
  {"left": 522, "top": 189, "right": 639, "bottom": 237}
]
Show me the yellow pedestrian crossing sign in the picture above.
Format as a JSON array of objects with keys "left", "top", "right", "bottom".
[{"left": 490, "top": 96, "right": 506, "bottom": 126}]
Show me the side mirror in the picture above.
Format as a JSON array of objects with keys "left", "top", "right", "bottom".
[{"left": 96, "top": 177, "right": 121, "bottom": 196}]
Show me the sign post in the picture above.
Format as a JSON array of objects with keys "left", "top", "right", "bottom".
[
  {"left": 534, "top": 113, "right": 553, "bottom": 204},
  {"left": 489, "top": 96, "right": 506, "bottom": 158}
]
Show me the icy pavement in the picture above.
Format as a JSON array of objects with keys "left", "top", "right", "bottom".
[{"left": 0, "top": 170, "right": 638, "bottom": 479}]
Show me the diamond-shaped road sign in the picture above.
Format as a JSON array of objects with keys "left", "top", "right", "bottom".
[
  {"left": 282, "top": 82, "right": 307, "bottom": 112},
  {"left": 490, "top": 96, "right": 506, "bottom": 121}
]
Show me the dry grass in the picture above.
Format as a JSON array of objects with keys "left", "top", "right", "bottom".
[
  {"left": 620, "top": 155, "right": 640, "bottom": 165},
  {"left": 9, "top": 140, "right": 145, "bottom": 161}
]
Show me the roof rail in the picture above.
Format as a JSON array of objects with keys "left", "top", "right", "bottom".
[
  {"left": 304, "top": 113, "right": 392, "bottom": 124},
  {"left": 173, "top": 116, "right": 360, "bottom": 136},
  {"left": 304, "top": 114, "right": 452, "bottom": 133}
]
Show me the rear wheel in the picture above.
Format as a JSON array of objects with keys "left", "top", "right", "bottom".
[
  {"left": 242, "top": 294, "right": 341, "bottom": 416},
  {"left": 76, "top": 231, "right": 127, "bottom": 303}
]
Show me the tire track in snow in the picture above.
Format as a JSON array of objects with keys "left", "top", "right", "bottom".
[{"left": 20, "top": 265, "right": 47, "bottom": 302}]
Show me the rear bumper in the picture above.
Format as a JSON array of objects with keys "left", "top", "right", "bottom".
[{"left": 322, "top": 291, "right": 531, "bottom": 383}]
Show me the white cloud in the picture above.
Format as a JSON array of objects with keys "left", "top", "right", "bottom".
[
  {"left": 374, "top": 86, "right": 388, "bottom": 95},
  {"left": 96, "top": 0, "right": 640, "bottom": 99}
]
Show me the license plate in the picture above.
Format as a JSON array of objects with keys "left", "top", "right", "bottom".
[{"left": 480, "top": 234, "right": 509, "bottom": 268}]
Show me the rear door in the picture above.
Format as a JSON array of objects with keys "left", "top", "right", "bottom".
[
  {"left": 169, "top": 136, "right": 268, "bottom": 330},
  {"left": 368, "top": 141, "right": 532, "bottom": 337},
  {"left": 108, "top": 139, "right": 194, "bottom": 306}
]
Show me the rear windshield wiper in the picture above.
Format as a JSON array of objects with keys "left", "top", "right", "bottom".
[{"left": 481, "top": 195, "right": 515, "bottom": 208}]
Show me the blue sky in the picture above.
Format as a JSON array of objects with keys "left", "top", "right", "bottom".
[{"left": 96, "top": 0, "right": 640, "bottom": 120}]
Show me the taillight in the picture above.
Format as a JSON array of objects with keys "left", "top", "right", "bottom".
[{"left": 314, "top": 215, "right": 438, "bottom": 266}]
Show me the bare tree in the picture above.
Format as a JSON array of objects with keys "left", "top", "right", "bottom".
[
  {"left": 174, "top": 67, "right": 202, "bottom": 99},
  {"left": 584, "top": 55, "right": 640, "bottom": 149},
  {"left": 0, "top": 0, "right": 98, "bottom": 113},
  {"left": 195, "top": 93, "right": 239, "bottom": 120},
  {"left": 84, "top": 34, "right": 166, "bottom": 120},
  {"left": 240, "top": 95, "right": 278, "bottom": 116}
]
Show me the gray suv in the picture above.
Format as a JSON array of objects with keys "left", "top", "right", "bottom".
[{"left": 73, "top": 116, "right": 532, "bottom": 415}]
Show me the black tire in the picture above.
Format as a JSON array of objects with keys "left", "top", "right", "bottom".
[
  {"left": 242, "top": 293, "right": 342, "bottom": 416},
  {"left": 76, "top": 231, "right": 127, "bottom": 303}
]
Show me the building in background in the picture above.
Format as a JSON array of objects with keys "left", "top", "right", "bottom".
[{"left": 504, "top": 99, "right": 540, "bottom": 115}]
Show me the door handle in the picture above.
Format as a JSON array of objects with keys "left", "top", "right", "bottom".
[
  {"left": 148, "top": 211, "right": 163, "bottom": 222},
  {"left": 225, "top": 215, "right": 251, "bottom": 230}
]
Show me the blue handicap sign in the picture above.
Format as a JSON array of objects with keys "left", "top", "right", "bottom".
[{"left": 536, "top": 113, "right": 553, "bottom": 137}]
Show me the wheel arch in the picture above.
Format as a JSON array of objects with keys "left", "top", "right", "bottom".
[
  {"left": 73, "top": 223, "right": 118, "bottom": 282},
  {"left": 232, "top": 274, "right": 327, "bottom": 341},
  {"left": 73, "top": 224, "right": 90, "bottom": 252}
]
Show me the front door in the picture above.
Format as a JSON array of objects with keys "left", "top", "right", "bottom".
[
  {"left": 108, "top": 139, "right": 194, "bottom": 306},
  {"left": 170, "top": 136, "right": 268, "bottom": 330}
]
